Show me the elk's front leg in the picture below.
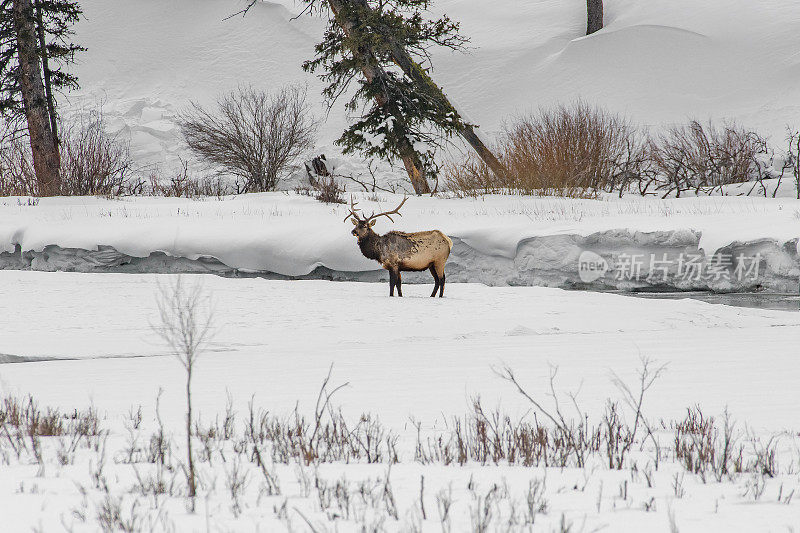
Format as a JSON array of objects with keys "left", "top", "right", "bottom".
[{"left": 389, "top": 269, "right": 396, "bottom": 296}]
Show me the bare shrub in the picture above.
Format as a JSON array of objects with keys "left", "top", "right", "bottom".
[
  {"left": 0, "top": 394, "right": 102, "bottom": 463},
  {"left": 96, "top": 494, "right": 140, "bottom": 533},
  {"left": 414, "top": 361, "right": 665, "bottom": 470},
  {"left": 748, "top": 434, "right": 778, "bottom": 477},
  {"left": 246, "top": 402, "right": 399, "bottom": 466},
  {"left": 241, "top": 367, "right": 399, "bottom": 466},
  {"left": 496, "top": 366, "right": 600, "bottom": 467},
  {"left": 673, "top": 406, "right": 751, "bottom": 482},
  {"left": 1, "top": 112, "right": 131, "bottom": 197},
  {"left": 443, "top": 153, "right": 502, "bottom": 197},
  {"left": 415, "top": 393, "right": 600, "bottom": 469},
  {"left": 444, "top": 102, "right": 646, "bottom": 198},
  {"left": 674, "top": 406, "right": 717, "bottom": 479},
  {"left": 649, "top": 120, "right": 767, "bottom": 197},
  {"left": 179, "top": 85, "right": 317, "bottom": 192},
  {"left": 144, "top": 161, "right": 234, "bottom": 198},
  {"left": 59, "top": 112, "right": 132, "bottom": 196},
  {"left": 502, "top": 102, "right": 644, "bottom": 196},
  {"left": 602, "top": 401, "right": 635, "bottom": 470},
  {"left": 444, "top": 109, "right": 775, "bottom": 199},
  {"left": 0, "top": 136, "right": 37, "bottom": 196},
  {"left": 312, "top": 175, "right": 345, "bottom": 204},
  {"left": 0, "top": 395, "right": 99, "bottom": 438}
]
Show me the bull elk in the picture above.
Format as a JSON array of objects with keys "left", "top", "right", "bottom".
[{"left": 344, "top": 197, "right": 452, "bottom": 297}]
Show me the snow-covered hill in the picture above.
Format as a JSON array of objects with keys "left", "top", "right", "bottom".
[{"left": 68, "top": 0, "right": 800, "bottom": 174}]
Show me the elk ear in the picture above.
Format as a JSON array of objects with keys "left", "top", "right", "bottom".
[
  {"left": 369, "top": 220, "right": 376, "bottom": 227},
  {"left": 351, "top": 218, "right": 358, "bottom": 225}
]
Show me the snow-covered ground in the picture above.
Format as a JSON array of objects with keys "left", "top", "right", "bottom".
[
  {"left": 3, "top": 1, "right": 800, "bottom": 530},
  {"left": 3, "top": 192, "right": 800, "bottom": 291},
  {"left": 67, "top": 0, "right": 800, "bottom": 174},
  {"left": 1, "top": 272, "right": 799, "bottom": 531},
  {"left": 3, "top": 272, "right": 800, "bottom": 426}
]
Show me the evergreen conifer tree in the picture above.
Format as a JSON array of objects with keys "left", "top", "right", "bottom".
[
  {"left": 0, "top": 0, "right": 83, "bottom": 195},
  {"left": 301, "top": 0, "right": 503, "bottom": 194}
]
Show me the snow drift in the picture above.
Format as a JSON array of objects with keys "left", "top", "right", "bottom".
[{"left": 2, "top": 193, "right": 798, "bottom": 292}]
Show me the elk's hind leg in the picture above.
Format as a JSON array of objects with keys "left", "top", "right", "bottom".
[
  {"left": 435, "top": 263, "right": 446, "bottom": 297},
  {"left": 429, "top": 265, "right": 440, "bottom": 297},
  {"left": 396, "top": 270, "right": 403, "bottom": 297}
]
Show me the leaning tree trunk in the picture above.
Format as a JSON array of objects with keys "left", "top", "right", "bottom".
[
  {"left": 586, "top": 0, "right": 603, "bottom": 35},
  {"left": 12, "top": 0, "right": 60, "bottom": 196},
  {"left": 328, "top": 0, "right": 431, "bottom": 194},
  {"left": 398, "top": 142, "right": 431, "bottom": 195},
  {"left": 383, "top": 37, "right": 506, "bottom": 180},
  {"left": 342, "top": 0, "right": 507, "bottom": 180}
]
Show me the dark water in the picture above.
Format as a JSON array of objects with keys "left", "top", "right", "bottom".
[{"left": 621, "top": 291, "right": 800, "bottom": 311}]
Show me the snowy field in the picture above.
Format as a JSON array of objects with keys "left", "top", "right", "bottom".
[
  {"left": 3, "top": 271, "right": 800, "bottom": 425},
  {"left": 2, "top": 0, "right": 799, "bottom": 530},
  {"left": 1, "top": 271, "right": 799, "bottom": 531}
]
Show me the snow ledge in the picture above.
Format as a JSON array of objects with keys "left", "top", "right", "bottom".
[{"left": 2, "top": 229, "right": 798, "bottom": 293}]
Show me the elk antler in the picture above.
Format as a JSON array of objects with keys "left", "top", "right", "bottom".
[
  {"left": 343, "top": 196, "right": 363, "bottom": 222},
  {"left": 363, "top": 196, "right": 407, "bottom": 223}
]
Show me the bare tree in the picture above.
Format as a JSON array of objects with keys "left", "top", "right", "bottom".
[
  {"left": 1, "top": 0, "right": 84, "bottom": 196},
  {"left": 154, "top": 276, "right": 213, "bottom": 511},
  {"left": 179, "top": 85, "right": 317, "bottom": 192},
  {"left": 587, "top": 0, "right": 603, "bottom": 35}
]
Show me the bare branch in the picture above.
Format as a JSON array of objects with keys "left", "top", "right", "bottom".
[{"left": 222, "top": 0, "right": 258, "bottom": 21}]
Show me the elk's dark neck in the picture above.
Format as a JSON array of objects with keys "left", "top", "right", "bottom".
[{"left": 357, "top": 231, "right": 383, "bottom": 262}]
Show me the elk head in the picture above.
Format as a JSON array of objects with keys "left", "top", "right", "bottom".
[{"left": 343, "top": 196, "right": 407, "bottom": 239}]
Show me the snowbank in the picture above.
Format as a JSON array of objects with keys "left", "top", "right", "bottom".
[{"left": 2, "top": 193, "right": 799, "bottom": 292}]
